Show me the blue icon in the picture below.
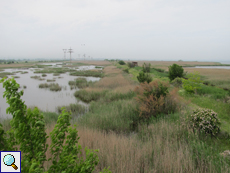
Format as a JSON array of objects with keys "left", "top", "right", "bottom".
[{"left": 3, "top": 154, "right": 18, "bottom": 170}]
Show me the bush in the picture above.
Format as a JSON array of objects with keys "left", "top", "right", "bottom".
[
  {"left": 189, "top": 108, "right": 221, "bottom": 137},
  {"left": 142, "top": 63, "right": 151, "bottom": 73},
  {"left": 137, "top": 71, "right": 152, "bottom": 83},
  {"left": 182, "top": 72, "right": 203, "bottom": 94},
  {"left": 118, "top": 60, "right": 126, "bottom": 65},
  {"left": 127, "top": 62, "right": 135, "bottom": 68},
  {"left": 134, "top": 80, "right": 179, "bottom": 124},
  {"left": 168, "top": 64, "right": 184, "bottom": 81},
  {"left": 123, "top": 68, "right": 129, "bottom": 73},
  {"left": 171, "top": 77, "right": 183, "bottom": 87}
]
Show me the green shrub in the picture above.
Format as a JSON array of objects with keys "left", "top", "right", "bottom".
[
  {"left": 137, "top": 71, "right": 152, "bottom": 83},
  {"left": 189, "top": 108, "right": 221, "bottom": 137},
  {"left": 118, "top": 60, "right": 126, "bottom": 65},
  {"left": 168, "top": 64, "right": 184, "bottom": 81},
  {"left": 182, "top": 72, "right": 203, "bottom": 94},
  {"left": 142, "top": 63, "right": 151, "bottom": 73},
  {"left": 127, "top": 62, "right": 135, "bottom": 68},
  {"left": 123, "top": 68, "right": 129, "bottom": 73},
  {"left": 171, "top": 77, "right": 183, "bottom": 87}
]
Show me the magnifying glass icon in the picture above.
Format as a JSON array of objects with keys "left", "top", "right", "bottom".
[{"left": 3, "top": 154, "right": 18, "bottom": 170}]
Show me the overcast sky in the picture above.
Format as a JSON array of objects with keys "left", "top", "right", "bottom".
[{"left": 0, "top": 0, "right": 229, "bottom": 61}]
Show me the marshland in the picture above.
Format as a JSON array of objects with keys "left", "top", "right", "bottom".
[{"left": 1, "top": 60, "right": 230, "bottom": 172}]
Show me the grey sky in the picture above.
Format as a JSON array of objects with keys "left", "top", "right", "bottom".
[{"left": 0, "top": 0, "right": 229, "bottom": 61}]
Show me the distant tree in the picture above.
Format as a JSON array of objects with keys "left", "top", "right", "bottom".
[
  {"left": 142, "top": 63, "right": 151, "bottom": 73},
  {"left": 168, "top": 64, "right": 184, "bottom": 81},
  {"left": 118, "top": 60, "right": 126, "bottom": 65}
]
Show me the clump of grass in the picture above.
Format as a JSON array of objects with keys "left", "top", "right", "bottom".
[
  {"left": 49, "top": 83, "right": 62, "bottom": 91},
  {"left": 39, "top": 83, "right": 62, "bottom": 91},
  {"left": 57, "top": 103, "right": 86, "bottom": 116},
  {"left": 47, "top": 79, "right": 56, "bottom": 82},
  {"left": 78, "top": 99, "right": 138, "bottom": 133},
  {"left": 74, "top": 90, "right": 107, "bottom": 103},
  {"left": 21, "top": 71, "right": 28, "bottom": 74},
  {"left": 42, "top": 112, "right": 59, "bottom": 125},
  {"left": 13, "top": 76, "right": 20, "bottom": 78},
  {"left": 23, "top": 85, "right": 27, "bottom": 89},
  {"left": 34, "top": 67, "right": 75, "bottom": 74},
  {"left": 68, "top": 78, "right": 95, "bottom": 89},
  {"left": 39, "top": 83, "right": 49, "bottom": 88},
  {"left": 42, "top": 74, "right": 47, "bottom": 77},
  {"left": 53, "top": 73, "right": 60, "bottom": 76},
  {"left": 70, "top": 70, "right": 104, "bottom": 77},
  {"left": 31, "top": 75, "right": 45, "bottom": 80},
  {"left": 0, "top": 72, "right": 15, "bottom": 78}
]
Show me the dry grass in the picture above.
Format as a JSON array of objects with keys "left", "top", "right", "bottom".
[
  {"left": 84, "top": 65, "right": 137, "bottom": 93},
  {"left": 135, "top": 61, "right": 221, "bottom": 69},
  {"left": 184, "top": 68, "right": 230, "bottom": 88},
  {"left": 76, "top": 60, "right": 111, "bottom": 66},
  {"left": 184, "top": 68, "right": 230, "bottom": 81},
  {"left": 37, "top": 119, "right": 228, "bottom": 173}
]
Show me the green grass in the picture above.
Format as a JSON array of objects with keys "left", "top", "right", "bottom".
[
  {"left": 31, "top": 75, "right": 45, "bottom": 80},
  {"left": 42, "top": 74, "right": 47, "bottom": 77},
  {"left": 57, "top": 103, "right": 87, "bottom": 116},
  {"left": 39, "top": 83, "right": 62, "bottom": 91},
  {"left": 197, "top": 84, "right": 229, "bottom": 99},
  {"left": 74, "top": 90, "right": 107, "bottom": 103},
  {"left": 70, "top": 70, "right": 104, "bottom": 77},
  {"left": 47, "top": 79, "right": 55, "bottom": 82},
  {"left": 68, "top": 78, "right": 95, "bottom": 89},
  {"left": 78, "top": 99, "right": 138, "bottom": 133},
  {"left": 34, "top": 67, "right": 76, "bottom": 74},
  {"left": 42, "top": 111, "right": 59, "bottom": 125},
  {"left": 0, "top": 72, "right": 15, "bottom": 78}
]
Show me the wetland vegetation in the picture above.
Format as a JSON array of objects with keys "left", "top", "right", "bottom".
[{"left": 1, "top": 60, "right": 230, "bottom": 172}]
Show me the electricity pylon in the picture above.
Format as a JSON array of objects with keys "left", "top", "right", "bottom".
[
  {"left": 68, "top": 47, "right": 73, "bottom": 63},
  {"left": 63, "top": 49, "right": 67, "bottom": 60}
]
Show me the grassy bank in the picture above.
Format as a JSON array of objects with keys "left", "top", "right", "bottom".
[{"left": 70, "top": 70, "right": 104, "bottom": 77}]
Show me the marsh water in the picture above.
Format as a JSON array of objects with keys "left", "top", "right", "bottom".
[{"left": 0, "top": 64, "right": 101, "bottom": 119}]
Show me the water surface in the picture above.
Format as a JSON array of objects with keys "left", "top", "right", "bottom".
[{"left": 0, "top": 65, "right": 101, "bottom": 119}]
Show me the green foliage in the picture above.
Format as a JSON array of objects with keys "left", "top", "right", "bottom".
[
  {"left": 182, "top": 72, "right": 203, "bottom": 94},
  {"left": 137, "top": 71, "right": 152, "bottom": 83},
  {"left": 142, "top": 63, "right": 151, "bottom": 73},
  {"left": 123, "top": 68, "right": 129, "bottom": 73},
  {"left": 189, "top": 108, "right": 221, "bottom": 137},
  {"left": 168, "top": 63, "right": 184, "bottom": 81},
  {"left": 118, "top": 60, "right": 126, "bottom": 65},
  {"left": 127, "top": 62, "right": 135, "bottom": 68},
  {"left": 171, "top": 77, "right": 183, "bottom": 87},
  {"left": 0, "top": 77, "right": 109, "bottom": 172}
]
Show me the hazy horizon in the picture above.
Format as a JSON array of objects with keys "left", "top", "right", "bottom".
[{"left": 1, "top": 0, "right": 229, "bottom": 61}]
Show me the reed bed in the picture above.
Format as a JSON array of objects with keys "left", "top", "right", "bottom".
[
  {"left": 0, "top": 72, "right": 15, "bottom": 78},
  {"left": 39, "top": 83, "right": 62, "bottom": 91},
  {"left": 70, "top": 70, "right": 104, "bottom": 77}
]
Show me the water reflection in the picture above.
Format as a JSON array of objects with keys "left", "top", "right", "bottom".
[{"left": 0, "top": 65, "right": 101, "bottom": 119}]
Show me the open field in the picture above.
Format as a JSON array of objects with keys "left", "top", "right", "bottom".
[
  {"left": 131, "top": 61, "right": 222, "bottom": 71},
  {"left": 184, "top": 68, "right": 230, "bottom": 89}
]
